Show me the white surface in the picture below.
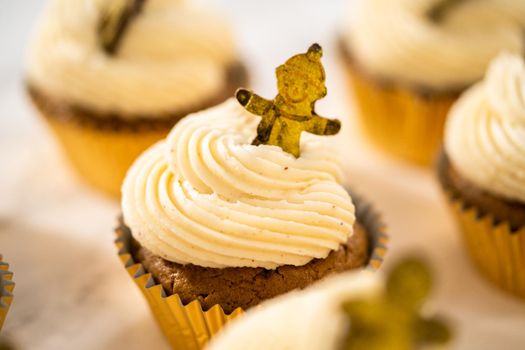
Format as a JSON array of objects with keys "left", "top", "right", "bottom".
[{"left": 1, "top": 1, "right": 525, "bottom": 349}]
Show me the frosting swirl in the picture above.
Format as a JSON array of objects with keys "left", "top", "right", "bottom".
[
  {"left": 445, "top": 53, "right": 525, "bottom": 203},
  {"left": 122, "top": 99, "right": 355, "bottom": 269},
  {"left": 343, "top": 0, "right": 525, "bottom": 90},
  {"left": 26, "top": 0, "right": 237, "bottom": 118}
]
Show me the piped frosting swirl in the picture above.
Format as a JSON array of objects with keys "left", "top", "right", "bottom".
[
  {"left": 343, "top": 0, "right": 525, "bottom": 90},
  {"left": 122, "top": 99, "right": 355, "bottom": 269},
  {"left": 26, "top": 0, "right": 237, "bottom": 118},
  {"left": 445, "top": 53, "right": 525, "bottom": 203}
]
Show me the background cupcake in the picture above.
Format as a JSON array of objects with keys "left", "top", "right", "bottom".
[
  {"left": 340, "top": 0, "right": 525, "bottom": 166},
  {"left": 26, "top": 0, "right": 247, "bottom": 196},
  {"left": 116, "top": 98, "right": 387, "bottom": 349},
  {"left": 207, "top": 258, "right": 450, "bottom": 350},
  {"left": 438, "top": 53, "right": 525, "bottom": 298},
  {"left": 0, "top": 256, "right": 14, "bottom": 331}
]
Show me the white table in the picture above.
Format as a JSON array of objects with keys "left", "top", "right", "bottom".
[{"left": 1, "top": 1, "right": 524, "bottom": 349}]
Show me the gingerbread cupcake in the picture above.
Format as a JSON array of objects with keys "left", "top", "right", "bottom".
[
  {"left": 116, "top": 44, "right": 388, "bottom": 349},
  {"left": 26, "top": 0, "right": 247, "bottom": 196},
  {"left": 207, "top": 259, "right": 451, "bottom": 350},
  {"left": 340, "top": 0, "right": 525, "bottom": 165},
  {"left": 438, "top": 53, "right": 525, "bottom": 298}
]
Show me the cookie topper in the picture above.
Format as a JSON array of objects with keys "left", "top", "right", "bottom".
[
  {"left": 236, "top": 43, "right": 341, "bottom": 157},
  {"left": 341, "top": 259, "right": 451, "bottom": 350},
  {"left": 98, "top": 0, "right": 146, "bottom": 54}
]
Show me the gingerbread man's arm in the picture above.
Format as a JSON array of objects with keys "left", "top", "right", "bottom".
[
  {"left": 236, "top": 89, "right": 273, "bottom": 116},
  {"left": 236, "top": 89, "right": 278, "bottom": 145},
  {"left": 303, "top": 114, "right": 341, "bottom": 136}
]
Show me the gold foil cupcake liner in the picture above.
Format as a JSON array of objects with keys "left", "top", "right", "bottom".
[
  {"left": 0, "top": 256, "right": 14, "bottom": 331},
  {"left": 115, "top": 194, "right": 388, "bottom": 349},
  {"left": 446, "top": 197, "right": 525, "bottom": 299},
  {"left": 43, "top": 114, "right": 169, "bottom": 197},
  {"left": 342, "top": 56, "right": 458, "bottom": 166}
]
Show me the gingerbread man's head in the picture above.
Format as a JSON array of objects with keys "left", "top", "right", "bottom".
[{"left": 275, "top": 43, "right": 327, "bottom": 113}]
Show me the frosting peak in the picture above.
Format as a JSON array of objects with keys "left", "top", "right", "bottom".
[
  {"left": 445, "top": 53, "right": 525, "bottom": 203},
  {"left": 122, "top": 99, "right": 355, "bottom": 269},
  {"left": 26, "top": 0, "right": 237, "bottom": 117},
  {"left": 486, "top": 54, "right": 525, "bottom": 124}
]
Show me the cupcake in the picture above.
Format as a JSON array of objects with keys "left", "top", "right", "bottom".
[
  {"left": 207, "top": 258, "right": 451, "bottom": 350},
  {"left": 0, "top": 256, "right": 14, "bottom": 331},
  {"left": 26, "top": 0, "right": 247, "bottom": 196},
  {"left": 116, "top": 45, "right": 388, "bottom": 349},
  {"left": 340, "top": 0, "right": 525, "bottom": 166},
  {"left": 437, "top": 53, "right": 525, "bottom": 298}
]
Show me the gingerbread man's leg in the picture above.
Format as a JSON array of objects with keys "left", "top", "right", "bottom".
[{"left": 275, "top": 119, "right": 302, "bottom": 158}]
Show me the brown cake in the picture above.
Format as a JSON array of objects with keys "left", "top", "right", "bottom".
[
  {"left": 118, "top": 218, "right": 368, "bottom": 314},
  {"left": 437, "top": 153, "right": 525, "bottom": 231}
]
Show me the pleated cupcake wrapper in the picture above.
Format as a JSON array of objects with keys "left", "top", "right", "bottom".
[
  {"left": 343, "top": 59, "right": 458, "bottom": 166},
  {"left": 115, "top": 194, "right": 388, "bottom": 349},
  {"left": 0, "top": 256, "right": 14, "bottom": 331},
  {"left": 43, "top": 113, "right": 170, "bottom": 197},
  {"left": 444, "top": 194, "right": 525, "bottom": 299}
]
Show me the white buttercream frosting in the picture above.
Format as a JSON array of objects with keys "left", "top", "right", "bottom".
[
  {"left": 26, "top": 0, "right": 237, "bottom": 118},
  {"left": 206, "top": 271, "right": 382, "bottom": 350},
  {"left": 445, "top": 53, "right": 525, "bottom": 203},
  {"left": 121, "top": 99, "right": 355, "bottom": 269},
  {"left": 343, "top": 0, "right": 525, "bottom": 90}
]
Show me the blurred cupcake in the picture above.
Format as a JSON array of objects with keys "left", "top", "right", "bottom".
[
  {"left": 116, "top": 44, "right": 388, "bottom": 349},
  {"left": 0, "top": 256, "right": 14, "bottom": 331},
  {"left": 437, "top": 53, "right": 525, "bottom": 298},
  {"left": 26, "top": 0, "right": 247, "bottom": 196},
  {"left": 207, "top": 259, "right": 451, "bottom": 350},
  {"left": 340, "top": 0, "right": 525, "bottom": 166}
]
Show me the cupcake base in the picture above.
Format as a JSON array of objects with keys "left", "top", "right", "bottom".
[
  {"left": 339, "top": 40, "right": 459, "bottom": 166},
  {"left": 124, "top": 220, "right": 369, "bottom": 314},
  {"left": 27, "top": 62, "right": 248, "bottom": 197},
  {"left": 115, "top": 192, "right": 388, "bottom": 349},
  {"left": 437, "top": 153, "right": 525, "bottom": 299}
]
